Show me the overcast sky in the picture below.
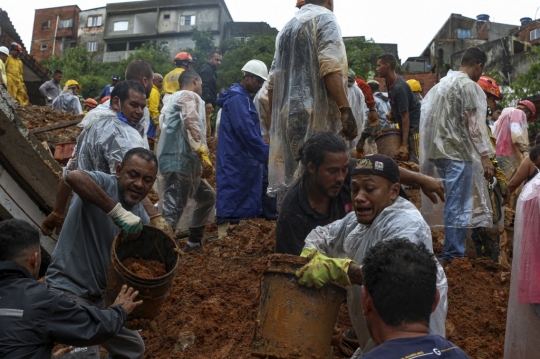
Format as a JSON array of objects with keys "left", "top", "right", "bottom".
[{"left": 3, "top": 0, "right": 540, "bottom": 61}]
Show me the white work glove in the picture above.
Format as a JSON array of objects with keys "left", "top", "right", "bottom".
[{"left": 107, "top": 203, "right": 143, "bottom": 241}]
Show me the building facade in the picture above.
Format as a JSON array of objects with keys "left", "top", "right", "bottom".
[{"left": 31, "top": 5, "right": 81, "bottom": 62}]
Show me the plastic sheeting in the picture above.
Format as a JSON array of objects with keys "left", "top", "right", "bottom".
[
  {"left": 419, "top": 70, "right": 494, "bottom": 228},
  {"left": 254, "top": 81, "right": 271, "bottom": 143},
  {"left": 52, "top": 91, "right": 83, "bottom": 114},
  {"left": 347, "top": 82, "right": 365, "bottom": 153},
  {"left": 267, "top": 4, "right": 348, "bottom": 195},
  {"left": 156, "top": 90, "right": 215, "bottom": 229},
  {"left": 303, "top": 197, "right": 448, "bottom": 349},
  {"left": 493, "top": 108, "right": 529, "bottom": 178},
  {"left": 503, "top": 173, "right": 540, "bottom": 359},
  {"left": 76, "top": 108, "right": 147, "bottom": 174}
]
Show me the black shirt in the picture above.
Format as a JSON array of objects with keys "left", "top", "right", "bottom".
[
  {"left": 199, "top": 62, "right": 218, "bottom": 107},
  {"left": 275, "top": 177, "right": 350, "bottom": 255},
  {"left": 387, "top": 75, "right": 421, "bottom": 131}
]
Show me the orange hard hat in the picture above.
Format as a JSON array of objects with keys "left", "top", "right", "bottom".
[
  {"left": 174, "top": 51, "right": 194, "bottom": 63},
  {"left": 84, "top": 98, "right": 98, "bottom": 108},
  {"left": 101, "top": 95, "right": 110, "bottom": 104},
  {"left": 296, "top": 0, "right": 305, "bottom": 7},
  {"left": 478, "top": 76, "right": 501, "bottom": 100},
  {"left": 517, "top": 100, "right": 536, "bottom": 121}
]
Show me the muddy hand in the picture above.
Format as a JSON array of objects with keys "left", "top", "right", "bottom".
[
  {"left": 112, "top": 284, "right": 143, "bottom": 315},
  {"left": 420, "top": 174, "right": 445, "bottom": 204},
  {"left": 394, "top": 144, "right": 409, "bottom": 161},
  {"left": 41, "top": 211, "right": 65, "bottom": 236},
  {"left": 367, "top": 109, "right": 379, "bottom": 128},
  {"left": 150, "top": 214, "right": 175, "bottom": 239},
  {"left": 339, "top": 107, "right": 358, "bottom": 141},
  {"left": 53, "top": 346, "right": 74, "bottom": 357}
]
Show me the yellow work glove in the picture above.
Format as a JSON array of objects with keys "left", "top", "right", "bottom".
[
  {"left": 152, "top": 117, "right": 159, "bottom": 126},
  {"left": 296, "top": 248, "right": 355, "bottom": 289},
  {"left": 150, "top": 214, "right": 175, "bottom": 240},
  {"left": 41, "top": 212, "right": 65, "bottom": 236},
  {"left": 107, "top": 203, "right": 143, "bottom": 241},
  {"left": 197, "top": 145, "right": 214, "bottom": 179}
]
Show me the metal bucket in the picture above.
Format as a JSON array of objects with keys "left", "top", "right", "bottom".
[
  {"left": 251, "top": 256, "right": 346, "bottom": 359},
  {"left": 375, "top": 129, "right": 402, "bottom": 158},
  {"left": 104, "top": 225, "right": 179, "bottom": 330}
]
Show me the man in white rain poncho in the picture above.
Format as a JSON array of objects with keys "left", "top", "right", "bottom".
[
  {"left": 420, "top": 47, "right": 495, "bottom": 265},
  {"left": 346, "top": 71, "right": 365, "bottom": 155},
  {"left": 267, "top": 0, "right": 358, "bottom": 196},
  {"left": 157, "top": 70, "right": 216, "bottom": 253},
  {"left": 504, "top": 173, "right": 540, "bottom": 359},
  {"left": 296, "top": 155, "right": 447, "bottom": 356}
]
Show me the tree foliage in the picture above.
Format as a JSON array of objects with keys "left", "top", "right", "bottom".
[{"left": 344, "top": 38, "right": 384, "bottom": 80}]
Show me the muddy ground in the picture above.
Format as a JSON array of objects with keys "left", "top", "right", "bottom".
[{"left": 20, "top": 105, "right": 511, "bottom": 358}]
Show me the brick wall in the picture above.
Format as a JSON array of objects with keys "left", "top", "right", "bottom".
[{"left": 31, "top": 6, "right": 80, "bottom": 61}]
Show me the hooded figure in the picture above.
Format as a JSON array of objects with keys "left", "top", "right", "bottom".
[
  {"left": 504, "top": 174, "right": 540, "bottom": 358},
  {"left": 267, "top": 3, "right": 349, "bottom": 196},
  {"left": 216, "top": 83, "right": 269, "bottom": 221}
]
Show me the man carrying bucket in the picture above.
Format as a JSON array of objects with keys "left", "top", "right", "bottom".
[
  {"left": 295, "top": 154, "right": 448, "bottom": 356},
  {"left": 45, "top": 148, "right": 158, "bottom": 359}
]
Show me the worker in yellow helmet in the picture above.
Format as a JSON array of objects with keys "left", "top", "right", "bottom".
[
  {"left": 5, "top": 42, "right": 29, "bottom": 105},
  {"left": 162, "top": 52, "right": 195, "bottom": 95},
  {"left": 406, "top": 79, "right": 423, "bottom": 103}
]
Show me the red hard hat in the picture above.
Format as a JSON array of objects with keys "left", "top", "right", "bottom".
[
  {"left": 174, "top": 52, "right": 194, "bottom": 63},
  {"left": 10, "top": 42, "right": 22, "bottom": 53},
  {"left": 296, "top": 0, "right": 305, "bottom": 7},
  {"left": 478, "top": 76, "right": 500, "bottom": 100},
  {"left": 84, "top": 98, "right": 98, "bottom": 108},
  {"left": 517, "top": 100, "right": 536, "bottom": 121}
]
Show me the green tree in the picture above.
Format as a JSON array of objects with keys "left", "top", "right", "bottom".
[
  {"left": 344, "top": 38, "right": 384, "bottom": 79},
  {"left": 217, "top": 35, "right": 276, "bottom": 89}
]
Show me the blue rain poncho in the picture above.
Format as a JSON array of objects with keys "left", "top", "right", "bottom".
[{"left": 216, "top": 83, "right": 269, "bottom": 219}]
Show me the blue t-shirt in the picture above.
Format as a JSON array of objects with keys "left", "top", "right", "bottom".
[
  {"left": 362, "top": 334, "right": 469, "bottom": 359},
  {"left": 100, "top": 84, "right": 114, "bottom": 98}
]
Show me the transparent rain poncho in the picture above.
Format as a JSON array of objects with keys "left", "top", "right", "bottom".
[
  {"left": 267, "top": 4, "right": 348, "bottom": 195},
  {"left": 504, "top": 174, "right": 540, "bottom": 359},
  {"left": 156, "top": 90, "right": 215, "bottom": 230},
  {"left": 347, "top": 82, "right": 365, "bottom": 153},
  {"left": 254, "top": 81, "right": 271, "bottom": 142},
  {"left": 419, "top": 70, "right": 494, "bottom": 228},
  {"left": 493, "top": 107, "right": 529, "bottom": 178},
  {"left": 51, "top": 91, "right": 83, "bottom": 114},
  {"left": 304, "top": 197, "right": 448, "bottom": 349},
  {"left": 76, "top": 107, "right": 147, "bottom": 174}
]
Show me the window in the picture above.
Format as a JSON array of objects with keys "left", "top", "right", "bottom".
[
  {"left": 163, "top": 14, "right": 170, "bottom": 21},
  {"left": 113, "top": 21, "right": 129, "bottom": 31},
  {"left": 87, "top": 16, "right": 102, "bottom": 27},
  {"left": 87, "top": 42, "right": 98, "bottom": 52},
  {"left": 180, "top": 15, "right": 196, "bottom": 26},
  {"left": 41, "top": 20, "right": 50, "bottom": 30},
  {"left": 530, "top": 28, "right": 540, "bottom": 41},
  {"left": 457, "top": 29, "right": 471, "bottom": 39},
  {"left": 40, "top": 44, "right": 47, "bottom": 51},
  {"left": 58, "top": 18, "right": 73, "bottom": 29}
]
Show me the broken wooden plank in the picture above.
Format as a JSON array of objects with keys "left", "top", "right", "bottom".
[{"left": 30, "top": 119, "right": 82, "bottom": 134}]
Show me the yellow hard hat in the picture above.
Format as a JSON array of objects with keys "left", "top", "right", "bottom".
[
  {"left": 406, "top": 79, "right": 422, "bottom": 92},
  {"left": 65, "top": 79, "right": 82, "bottom": 88}
]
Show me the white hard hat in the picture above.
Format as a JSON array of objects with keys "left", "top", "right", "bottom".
[
  {"left": 241, "top": 59, "right": 268, "bottom": 81},
  {"left": 0, "top": 46, "right": 9, "bottom": 56}
]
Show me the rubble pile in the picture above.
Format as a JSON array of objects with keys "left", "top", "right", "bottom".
[{"left": 16, "top": 105, "right": 83, "bottom": 144}]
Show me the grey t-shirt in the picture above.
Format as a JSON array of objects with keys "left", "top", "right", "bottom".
[{"left": 46, "top": 171, "right": 149, "bottom": 299}]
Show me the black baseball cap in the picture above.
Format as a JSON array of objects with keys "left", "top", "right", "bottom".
[
  {"left": 111, "top": 74, "right": 120, "bottom": 81},
  {"left": 351, "top": 154, "right": 409, "bottom": 200}
]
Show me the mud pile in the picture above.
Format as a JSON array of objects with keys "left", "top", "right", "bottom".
[
  {"left": 16, "top": 105, "right": 83, "bottom": 144},
  {"left": 121, "top": 257, "right": 167, "bottom": 279}
]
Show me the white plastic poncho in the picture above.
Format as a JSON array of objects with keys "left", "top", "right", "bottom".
[
  {"left": 504, "top": 173, "right": 540, "bottom": 359},
  {"left": 493, "top": 107, "right": 529, "bottom": 178},
  {"left": 347, "top": 82, "right": 365, "bottom": 153},
  {"left": 267, "top": 3, "right": 348, "bottom": 195},
  {"left": 303, "top": 197, "right": 448, "bottom": 349},
  {"left": 76, "top": 108, "right": 147, "bottom": 174},
  {"left": 254, "top": 81, "right": 271, "bottom": 143},
  {"left": 419, "top": 70, "right": 494, "bottom": 228},
  {"left": 156, "top": 90, "right": 214, "bottom": 229},
  {"left": 52, "top": 91, "right": 83, "bottom": 115}
]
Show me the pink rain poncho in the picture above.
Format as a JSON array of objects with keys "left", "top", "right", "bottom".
[{"left": 504, "top": 173, "right": 540, "bottom": 358}]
